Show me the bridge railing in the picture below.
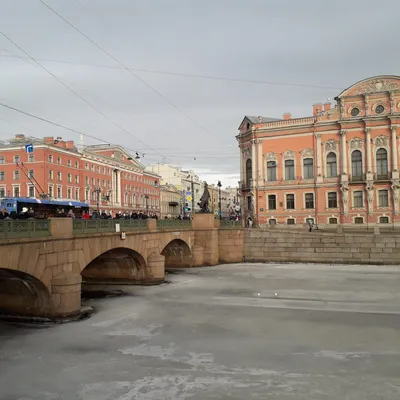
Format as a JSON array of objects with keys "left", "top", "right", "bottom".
[
  {"left": 156, "top": 219, "right": 192, "bottom": 230},
  {"left": 73, "top": 219, "right": 148, "bottom": 234},
  {"left": 220, "top": 220, "right": 243, "bottom": 229},
  {"left": 0, "top": 219, "right": 51, "bottom": 239}
]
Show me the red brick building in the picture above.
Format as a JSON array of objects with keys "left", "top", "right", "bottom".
[
  {"left": 238, "top": 75, "right": 400, "bottom": 227},
  {"left": 0, "top": 135, "right": 160, "bottom": 216}
]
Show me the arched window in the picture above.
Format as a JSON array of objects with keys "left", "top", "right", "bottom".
[
  {"left": 326, "top": 152, "right": 337, "bottom": 178},
  {"left": 267, "top": 161, "right": 277, "bottom": 181},
  {"left": 285, "top": 160, "right": 295, "bottom": 180},
  {"left": 303, "top": 158, "right": 314, "bottom": 179},
  {"left": 245, "top": 159, "right": 252, "bottom": 187},
  {"left": 376, "top": 148, "right": 388, "bottom": 179},
  {"left": 351, "top": 150, "right": 363, "bottom": 180}
]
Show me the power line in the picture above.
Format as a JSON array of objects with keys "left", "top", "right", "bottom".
[
  {"left": 0, "top": 31, "right": 167, "bottom": 161},
  {"left": 0, "top": 53, "right": 343, "bottom": 91},
  {"left": 39, "top": 0, "right": 224, "bottom": 144}
]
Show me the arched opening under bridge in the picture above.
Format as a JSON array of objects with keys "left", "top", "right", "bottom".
[
  {"left": 161, "top": 239, "right": 193, "bottom": 270},
  {"left": 0, "top": 269, "right": 51, "bottom": 317}
]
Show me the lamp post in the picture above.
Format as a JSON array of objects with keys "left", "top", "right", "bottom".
[
  {"left": 93, "top": 186, "right": 102, "bottom": 212},
  {"left": 217, "top": 181, "right": 222, "bottom": 220}
]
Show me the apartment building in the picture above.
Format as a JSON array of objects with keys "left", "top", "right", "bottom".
[
  {"left": 237, "top": 75, "right": 400, "bottom": 226},
  {"left": 0, "top": 135, "right": 160, "bottom": 215}
]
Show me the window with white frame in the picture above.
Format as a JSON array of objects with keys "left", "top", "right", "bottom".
[
  {"left": 67, "top": 160, "right": 71, "bottom": 167},
  {"left": 13, "top": 186, "right": 20, "bottom": 197},
  {"left": 13, "top": 170, "right": 19, "bottom": 180},
  {"left": 28, "top": 154, "right": 34, "bottom": 162},
  {"left": 75, "top": 189, "right": 79, "bottom": 200},
  {"left": 354, "top": 217, "right": 364, "bottom": 224},
  {"left": 14, "top": 155, "right": 20, "bottom": 163},
  {"left": 351, "top": 150, "right": 363, "bottom": 180},
  {"left": 326, "top": 152, "right": 337, "bottom": 177},
  {"left": 267, "top": 161, "right": 277, "bottom": 181},
  {"left": 285, "top": 160, "right": 295, "bottom": 180},
  {"left": 305, "top": 193, "right": 314, "bottom": 209},
  {"left": 57, "top": 186, "right": 61, "bottom": 198},
  {"left": 287, "top": 218, "right": 295, "bottom": 225},
  {"left": 0, "top": 187, "right": 5, "bottom": 197},
  {"left": 48, "top": 185, "right": 53, "bottom": 198},
  {"left": 67, "top": 188, "right": 72, "bottom": 199},
  {"left": 57, "top": 172, "right": 62, "bottom": 181},
  {"left": 353, "top": 191, "right": 363, "bottom": 208},
  {"left": 379, "top": 216, "right": 389, "bottom": 223},
  {"left": 75, "top": 175, "right": 79, "bottom": 184},
  {"left": 57, "top": 157, "right": 61, "bottom": 165},
  {"left": 28, "top": 169, "right": 34, "bottom": 179},
  {"left": 48, "top": 155, "right": 53, "bottom": 163},
  {"left": 28, "top": 186, "right": 35, "bottom": 197},
  {"left": 376, "top": 149, "right": 388, "bottom": 179},
  {"left": 67, "top": 174, "right": 72, "bottom": 183},
  {"left": 0, "top": 156, "right": 4, "bottom": 164},
  {"left": 286, "top": 194, "right": 295, "bottom": 209},
  {"left": 378, "top": 190, "right": 389, "bottom": 207},
  {"left": 327, "top": 192, "right": 338, "bottom": 208},
  {"left": 303, "top": 158, "right": 314, "bottom": 179},
  {"left": 268, "top": 194, "right": 276, "bottom": 210},
  {"left": 328, "top": 217, "right": 338, "bottom": 224},
  {"left": 49, "top": 170, "right": 53, "bottom": 180},
  {"left": 0, "top": 171, "right": 5, "bottom": 181}
]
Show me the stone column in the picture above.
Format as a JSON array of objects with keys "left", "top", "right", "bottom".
[
  {"left": 390, "top": 92, "right": 395, "bottom": 113},
  {"left": 251, "top": 138, "right": 256, "bottom": 188},
  {"left": 239, "top": 145, "right": 244, "bottom": 185},
  {"left": 365, "top": 128, "right": 372, "bottom": 173},
  {"left": 340, "top": 130, "right": 347, "bottom": 175},
  {"left": 192, "top": 213, "right": 219, "bottom": 265},
  {"left": 364, "top": 95, "right": 370, "bottom": 116},
  {"left": 391, "top": 126, "right": 398, "bottom": 172},
  {"left": 257, "top": 139, "right": 263, "bottom": 185},
  {"left": 315, "top": 133, "right": 323, "bottom": 182}
]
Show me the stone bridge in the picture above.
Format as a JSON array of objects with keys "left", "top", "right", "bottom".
[{"left": 0, "top": 215, "right": 243, "bottom": 319}]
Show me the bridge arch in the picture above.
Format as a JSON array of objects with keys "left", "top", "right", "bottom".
[
  {"left": 0, "top": 268, "right": 52, "bottom": 317},
  {"left": 81, "top": 247, "right": 148, "bottom": 284},
  {"left": 161, "top": 239, "right": 193, "bottom": 269}
]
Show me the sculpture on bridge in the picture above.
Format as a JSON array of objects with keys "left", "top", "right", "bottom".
[{"left": 198, "top": 182, "right": 210, "bottom": 213}]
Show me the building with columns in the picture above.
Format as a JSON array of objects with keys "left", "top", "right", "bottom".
[
  {"left": 237, "top": 75, "right": 400, "bottom": 226},
  {"left": 0, "top": 135, "right": 160, "bottom": 215}
]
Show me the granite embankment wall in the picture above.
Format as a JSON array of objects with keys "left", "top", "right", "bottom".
[{"left": 243, "top": 229, "right": 400, "bottom": 265}]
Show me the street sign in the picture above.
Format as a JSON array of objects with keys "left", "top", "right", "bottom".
[
  {"left": 187, "top": 195, "right": 192, "bottom": 202},
  {"left": 25, "top": 144, "right": 34, "bottom": 153}
]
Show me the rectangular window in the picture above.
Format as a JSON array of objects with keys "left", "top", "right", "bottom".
[
  {"left": 0, "top": 156, "right": 4, "bottom": 164},
  {"left": 303, "top": 158, "right": 314, "bottom": 179},
  {"left": 48, "top": 155, "right": 53, "bottom": 163},
  {"left": 75, "top": 161, "right": 79, "bottom": 168},
  {"left": 355, "top": 217, "right": 364, "bottom": 224},
  {"left": 267, "top": 161, "right": 277, "bottom": 181},
  {"left": 67, "top": 160, "right": 71, "bottom": 167},
  {"left": 13, "top": 170, "right": 19, "bottom": 180},
  {"left": 91, "top": 164, "right": 94, "bottom": 172},
  {"left": 67, "top": 174, "right": 72, "bottom": 183},
  {"left": 305, "top": 193, "right": 314, "bottom": 209},
  {"left": 379, "top": 190, "right": 389, "bottom": 207},
  {"left": 57, "top": 187, "right": 61, "bottom": 198},
  {"left": 85, "top": 176, "right": 89, "bottom": 185},
  {"left": 57, "top": 172, "right": 62, "bottom": 181},
  {"left": 28, "top": 154, "right": 34, "bottom": 162},
  {"left": 49, "top": 170, "right": 53, "bottom": 180},
  {"left": 328, "top": 192, "right": 338, "bottom": 208},
  {"left": 285, "top": 160, "right": 295, "bottom": 180},
  {"left": 28, "top": 186, "right": 34, "bottom": 197},
  {"left": 48, "top": 186, "right": 53, "bottom": 197},
  {"left": 67, "top": 188, "right": 72, "bottom": 199},
  {"left": 268, "top": 194, "right": 276, "bottom": 210},
  {"left": 380, "top": 216, "right": 389, "bottom": 223},
  {"left": 0, "top": 171, "right": 4, "bottom": 181},
  {"left": 353, "top": 191, "right": 363, "bottom": 208},
  {"left": 85, "top": 163, "right": 89, "bottom": 170},
  {"left": 91, "top": 177, "right": 95, "bottom": 185},
  {"left": 28, "top": 169, "right": 34, "bottom": 179},
  {"left": 287, "top": 218, "right": 295, "bottom": 225},
  {"left": 75, "top": 175, "right": 79, "bottom": 184},
  {"left": 75, "top": 189, "right": 79, "bottom": 200},
  {"left": 14, "top": 155, "right": 20, "bottom": 163},
  {"left": 13, "top": 186, "right": 20, "bottom": 197},
  {"left": 0, "top": 187, "right": 5, "bottom": 197},
  {"left": 57, "top": 157, "right": 61, "bottom": 165},
  {"left": 329, "top": 217, "right": 338, "bottom": 224},
  {"left": 286, "top": 194, "right": 295, "bottom": 209},
  {"left": 97, "top": 166, "right": 100, "bottom": 173}
]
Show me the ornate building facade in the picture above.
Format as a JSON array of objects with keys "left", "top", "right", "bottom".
[
  {"left": 237, "top": 75, "right": 400, "bottom": 226},
  {"left": 0, "top": 135, "right": 160, "bottom": 215}
]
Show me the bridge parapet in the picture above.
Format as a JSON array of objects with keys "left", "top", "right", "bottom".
[{"left": 0, "top": 219, "right": 51, "bottom": 239}]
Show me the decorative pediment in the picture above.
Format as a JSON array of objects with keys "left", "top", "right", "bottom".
[
  {"left": 355, "top": 79, "right": 398, "bottom": 95},
  {"left": 324, "top": 140, "right": 338, "bottom": 152},
  {"left": 242, "top": 147, "right": 251, "bottom": 158},
  {"left": 348, "top": 137, "right": 364, "bottom": 150},
  {"left": 264, "top": 152, "right": 277, "bottom": 162},
  {"left": 374, "top": 135, "right": 389, "bottom": 147},
  {"left": 301, "top": 148, "right": 314, "bottom": 158},
  {"left": 283, "top": 150, "right": 295, "bottom": 160}
]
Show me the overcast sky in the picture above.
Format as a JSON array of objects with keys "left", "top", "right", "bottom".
[{"left": 1, "top": 0, "right": 399, "bottom": 187}]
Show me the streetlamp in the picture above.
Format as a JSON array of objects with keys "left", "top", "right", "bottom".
[
  {"left": 93, "top": 187, "right": 102, "bottom": 212},
  {"left": 217, "top": 181, "right": 222, "bottom": 220}
]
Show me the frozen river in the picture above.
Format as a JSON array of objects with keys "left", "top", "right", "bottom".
[{"left": 1, "top": 263, "right": 400, "bottom": 399}]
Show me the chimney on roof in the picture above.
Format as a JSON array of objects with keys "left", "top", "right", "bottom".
[
  {"left": 15, "top": 134, "right": 25, "bottom": 140},
  {"left": 65, "top": 140, "right": 75, "bottom": 149},
  {"left": 323, "top": 102, "right": 332, "bottom": 112},
  {"left": 43, "top": 136, "right": 54, "bottom": 144},
  {"left": 283, "top": 112, "right": 291, "bottom": 120},
  {"left": 313, "top": 103, "right": 323, "bottom": 116}
]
